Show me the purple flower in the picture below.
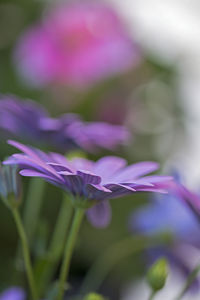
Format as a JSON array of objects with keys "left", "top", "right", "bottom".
[
  {"left": 131, "top": 179, "right": 200, "bottom": 245},
  {"left": 0, "top": 96, "right": 47, "bottom": 142},
  {"left": 4, "top": 140, "right": 172, "bottom": 227},
  {"left": 0, "top": 287, "right": 25, "bottom": 300},
  {"left": 40, "top": 115, "right": 130, "bottom": 152},
  {"left": 130, "top": 175, "right": 200, "bottom": 288},
  {"left": 0, "top": 96, "right": 129, "bottom": 152},
  {"left": 14, "top": 1, "right": 140, "bottom": 88}
]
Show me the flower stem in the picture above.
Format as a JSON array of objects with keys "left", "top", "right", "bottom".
[
  {"left": 56, "top": 207, "right": 85, "bottom": 300},
  {"left": 36, "top": 194, "right": 73, "bottom": 295},
  {"left": 80, "top": 234, "right": 171, "bottom": 294},
  {"left": 14, "top": 179, "right": 45, "bottom": 282},
  {"left": 12, "top": 207, "right": 38, "bottom": 300},
  {"left": 148, "top": 291, "right": 156, "bottom": 300},
  {"left": 23, "top": 178, "right": 45, "bottom": 244},
  {"left": 174, "top": 264, "right": 200, "bottom": 300}
]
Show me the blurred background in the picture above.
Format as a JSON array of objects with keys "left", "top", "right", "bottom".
[{"left": 1, "top": 0, "right": 200, "bottom": 299}]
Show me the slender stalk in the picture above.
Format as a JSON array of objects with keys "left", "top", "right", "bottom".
[
  {"left": 23, "top": 178, "right": 45, "bottom": 244},
  {"left": 174, "top": 264, "right": 200, "bottom": 300},
  {"left": 80, "top": 235, "right": 170, "bottom": 294},
  {"left": 12, "top": 207, "right": 38, "bottom": 300},
  {"left": 37, "top": 194, "right": 73, "bottom": 294},
  {"left": 56, "top": 207, "right": 85, "bottom": 300},
  {"left": 148, "top": 291, "right": 156, "bottom": 300}
]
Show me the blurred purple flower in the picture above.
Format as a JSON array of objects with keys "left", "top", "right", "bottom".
[
  {"left": 130, "top": 175, "right": 200, "bottom": 288},
  {"left": 133, "top": 193, "right": 200, "bottom": 246},
  {"left": 4, "top": 140, "right": 172, "bottom": 227},
  {"left": 0, "top": 96, "right": 129, "bottom": 152},
  {"left": 64, "top": 120, "right": 130, "bottom": 152},
  {"left": 0, "top": 96, "right": 47, "bottom": 142},
  {"left": 131, "top": 179, "right": 200, "bottom": 245},
  {"left": 14, "top": 1, "right": 140, "bottom": 88},
  {"left": 0, "top": 287, "right": 25, "bottom": 300}
]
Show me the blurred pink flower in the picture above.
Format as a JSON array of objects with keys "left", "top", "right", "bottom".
[{"left": 14, "top": 1, "right": 140, "bottom": 88}]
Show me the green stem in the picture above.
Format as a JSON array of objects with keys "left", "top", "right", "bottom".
[
  {"left": 23, "top": 178, "right": 45, "bottom": 244},
  {"left": 174, "top": 264, "right": 200, "bottom": 300},
  {"left": 14, "top": 179, "right": 45, "bottom": 281},
  {"left": 12, "top": 207, "right": 38, "bottom": 300},
  {"left": 36, "top": 194, "right": 73, "bottom": 295},
  {"left": 80, "top": 235, "right": 171, "bottom": 294},
  {"left": 56, "top": 207, "right": 85, "bottom": 300},
  {"left": 148, "top": 290, "right": 156, "bottom": 300}
]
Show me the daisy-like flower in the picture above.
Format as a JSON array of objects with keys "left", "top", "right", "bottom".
[
  {"left": 4, "top": 140, "right": 172, "bottom": 226},
  {"left": 0, "top": 96, "right": 129, "bottom": 153}
]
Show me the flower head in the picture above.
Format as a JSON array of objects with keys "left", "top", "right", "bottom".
[
  {"left": 0, "top": 96, "right": 129, "bottom": 152},
  {"left": 4, "top": 140, "right": 171, "bottom": 210},
  {"left": 14, "top": 1, "right": 140, "bottom": 88}
]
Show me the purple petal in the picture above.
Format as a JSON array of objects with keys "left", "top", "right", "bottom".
[
  {"left": 135, "top": 187, "right": 168, "bottom": 194},
  {"left": 39, "top": 117, "right": 61, "bottom": 130},
  {"left": 113, "top": 162, "right": 160, "bottom": 181},
  {"left": 87, "top": 183, "right": 112, "bottom": 193},
  {"left": 7, "top": 140, "right": 62, "bottom": 179},
  {"left": 19, "top": 169, "right": 57, "bottom": 181},
  {"left": 8, "top": 140, "right": 42, "bottom": 161},
  {"left": 94, "top": 156, "right": 126, "bottom": 183},
  {"left": 86, "top": 201, "right": 112, "bottom": 228},
  {"left": 85, "top": 184, "right": 112, "bottom": 200},
  {"left": 77, "top": 170, "right": 101, "bottom": 184},
  {"left": 8, "top": 154, "right": 63, "bottom": 182},
  {"left": 105, "top": 183, "right": 136, "bottom": 192},
  {"left": 49, "top": 152, "right": 71, "bottom": 165},
  {"left": 121, "top": 179, "right": 154, "bottom": 186},
  {"left": 48, "top": 162, "right": 74, "bottom": 173},
  {"left": 102, "top": 183, "right": 136, "bottom": 200},
  {"left": 78, "top": 122, "right": 130, "bottom": 151},
  {"left": 172, "top": 183, "right": 200, "bottom": 214},
  {"left": 71, "top": 157, "right": 94, "bottom": 172},
  {"left": 141, "top": 175, "right": 173, "bottom": 183},
  {"left": 61, "top": 174, "right": 84, "bottom": 195}
]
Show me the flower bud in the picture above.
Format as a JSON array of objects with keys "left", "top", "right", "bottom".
[
  {"left": 147, "top": 257, "right": 168, "bottom": 292},
  {"left": 83, "top": 293, "right": 108, "bottom": 300},
  {"left": 0, "top": 163, "right": 22, "bottom": 208}
]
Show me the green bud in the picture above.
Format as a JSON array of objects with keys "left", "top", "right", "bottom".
[
  {"left": 83, "top": 292, "right": 108, "bottom": 300},
  {"left": 147, "top": 257, "right": 168, "bottom": 292}
]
